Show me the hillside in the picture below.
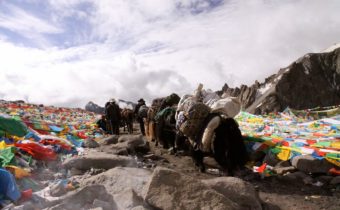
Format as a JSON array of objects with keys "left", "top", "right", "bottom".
[{"left": 220, "top": 46, "right": 340, "bottom": 114}]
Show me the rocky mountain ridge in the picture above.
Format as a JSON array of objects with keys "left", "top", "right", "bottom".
[
  {"left": 219, "top": 45, "right": 340, "bottom": 114},
  {"left": 85, "top": 100, "right": 136, "bottom": 114},
  {"left": 85, "top": 101, "right": 105, "bottom": 114}
]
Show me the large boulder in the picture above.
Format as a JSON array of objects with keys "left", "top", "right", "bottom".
[
  {"left": 33, "top": 185, "right": 116, "bottom": 210},
  {"left": 62, "top": 152, "right": 137, "bottom": 171},
  {"left": 81, "top": 167, "right": 152, "bottom": 198},
  {"left": 107, "top": 135, "right": 150, "bottom": 155},
  {"left": 50, "top": 185, "right": 115, "bottom": 210},
  {"left": 113, "top": 188, "right": 144, "bottom": 210},
  {"left": 202, "top": 177, "right": 262, "bottom": 210},
  {"left": 98, "top": 135, "right": 119, "bottom": 145},
  {"left": 83, "top": 138, "right": 100, "bottom": 148},
  {"left": 291, "top": 155, "right": 334, "bottom": 174},
  {"left": 144, "top": 167, "right": 240, "bottom": 210}
]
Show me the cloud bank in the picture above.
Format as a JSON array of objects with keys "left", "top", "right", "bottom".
[{"left": 0, "top": 0, "right": 339, "bottom": 108}]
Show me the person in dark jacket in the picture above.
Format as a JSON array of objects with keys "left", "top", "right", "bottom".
[
  {"left": 105, "top": 99, "right": 121, "bottom": 135},
  {"left": 134, "top": 98, "right": 146, "bottom": 135},
  {"left": 96, "top": 115, "right": 108, "bottom": 133}
]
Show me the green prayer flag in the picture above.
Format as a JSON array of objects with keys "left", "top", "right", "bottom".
[{"left": 0, "top": 146, "right": 17, "bottom": 167}]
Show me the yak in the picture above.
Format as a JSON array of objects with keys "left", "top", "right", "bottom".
[
  {"left": 120, "top": 108, "right": 134, "bottom": 134},
  {"left": 190, "top": 114, "right": 249, "bottom": 175},
  {"left": 155, "top": 108, "right": 249, "bottom": 175}
]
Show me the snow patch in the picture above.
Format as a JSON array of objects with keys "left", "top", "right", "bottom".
[
  {"left": 255, "top": 82, "right": 273, "bottom": 100},
  {"left": 258, "top": 83, "right": 272, "bottom": 95},
  {"left": 322, "top": 43, "right": 340, "bottom": 53},
  {"left": 274, "top": 75, "right": 282, "bottom": 83},
  {"left": 256, "top": 102, "right": 263, "bottom": 108},
  {"left": 118, "top": 101, "right": 133, "bottom": 109}
]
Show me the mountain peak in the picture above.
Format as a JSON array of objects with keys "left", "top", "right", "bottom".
[{"left": 220, "top": 45, "right": 340, "bottom": 114}]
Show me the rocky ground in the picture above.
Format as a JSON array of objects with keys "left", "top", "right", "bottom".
[
  {"left": 149, "top": 143, "right": 340, "bottom": 210},
  {"left": 8, "top": 125, "right": 340, "bottom": 210}
]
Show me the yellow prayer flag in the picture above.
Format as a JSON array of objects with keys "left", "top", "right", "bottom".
[
  {"left": 0, "top": 141, "right": 13, "bottom": 149},
  {"left": 6, "top": 165, "right": 31, "bottom": 179},
  {"left": 277, "top": 148, "right": 291, "bottom": 161}
]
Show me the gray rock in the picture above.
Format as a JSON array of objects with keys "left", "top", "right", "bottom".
[
  {"left": 53, "top": 172, "right": 64, "bottom": 180},
  {"left": 11, "top": 202, "right": 35, "bottom": 210},
  {"left": 60, "top": 185, "right": 114, "bottom": 209},
  {"left": 113, "top": 189, "right": 144, "bottom": 210},
  {"left": 144, "top": 167, "right": 240, "bottom": 210},
  {"left": 83, "top": 138, "right": 100, "bottom": 148},
  {"left": 69, "top": 168, "right": 84, "bottom": 176},
  {"left": 303, "top": 176, "right": 314, "bottom": 185},
  {"left": 92, "top": 199, "right": 115, "bottom": 210},
  {"left": 99, "top": 135, "right": 119, "bottom": 145},
  {"left": 108, "top": 135, "right": 150, "bottom": 155},
  {"left": 81, "top": 167, "right": 152, "bottom": 198},
  {"left": 291, "top": 155, "right": 334, "bottom": 174},
  {"left": 131, "top": 206, "right": 148, "bottom": 210},
  {"left": 202, "top": 177, "right": 262, "bottom": 210},
  {"left": 143, "top": 154, "right": 163, "bottom": 161},
  {"left": 273, "top": 166, "right": 296, "bottom": 175},
  {"left": 46, "top": 185, "right": 115, "bottom": 210},
  {"left": 49, "top": 181, "right": 67, "bottom": 197},
  {"left": 280, "top": 171, "right": 308, "bottom": 182},
  {"left": 275, "top": 160, "right": 291, "bottom": 168},
  {"left": 62, "top": 152, "right": 137, "bottom": 171}
]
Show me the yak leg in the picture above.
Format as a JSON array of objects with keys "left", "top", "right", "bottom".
[
  {"left": 129, "top": 122, "right": 133, "bottom": 134},
  {"left": 190, "top": 146, "right": 205, "bottom": 172}
]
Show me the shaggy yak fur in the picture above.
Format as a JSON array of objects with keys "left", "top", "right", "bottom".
[
  {"left": 120, "top": 108, "right": 134, "bottom": 134},
  {"left": 156, "top": 110, "right": 249, "bottom": 175},
  {"left": 154, "top": 107, "right": 177, "bottom": 149},
  {"left": 191, "top": 114, "right": 249, "bottom": 175}
]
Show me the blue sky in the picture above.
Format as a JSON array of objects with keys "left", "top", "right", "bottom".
[{"left": 0, "top": 0, "right": 339, "bottom": 108}]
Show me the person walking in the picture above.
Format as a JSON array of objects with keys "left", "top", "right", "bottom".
[
  {"left": 134, "top": 98, "right": 146, "bottom": 135},
  {"left": 105, "top": 99, "right": 121, "bottom": 135}
]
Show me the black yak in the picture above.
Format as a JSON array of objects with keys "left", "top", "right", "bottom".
[{"left": 190, "top": 114, "right": 249, "bottom": 175}]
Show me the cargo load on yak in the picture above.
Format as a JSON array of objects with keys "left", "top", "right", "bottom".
[
  {"left": 175, "top": 84, "right": 248, "bottom": 174},
  {"left": 147, "top": 97, "right": 165, "bottom": 123},
  {"left": 150, "top": 93, "right": 180, "bottom": 132},
  {"left": 176, "top": 84, "right": 211, "bottom": 139},
  {"left": 210, "top": 97, "right": 241, "bottom": 118},
  {"left": 148, "top": 94, "right": 180, "bottom": 147},
  {"left": 148, "top": 93, "right": 180, "bottom": 121},
  {"left": 154, "top": 107, "right": 177, "bottom": 127},
  {"left": 159, "top": 93, "right": 180, "bottom": 111},
  {"left": 176, "top": 83, "right": 242, "bottom": 143},
  {"left": 178, "top": 102, "right": 211, "bottom": 139}
]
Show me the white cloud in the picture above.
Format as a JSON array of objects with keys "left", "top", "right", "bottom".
[
  {"left": 0, "top": 40, "right": 191, "bottom": 107},
  {"left": 0, "top": 2, "right": 62, "bottom": 47},
  {"left": 0, "top": 4, "right": 61, "bottom": 34},
  {"left": 0, "top": 0, "right": 340, "bottom": 108}
]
